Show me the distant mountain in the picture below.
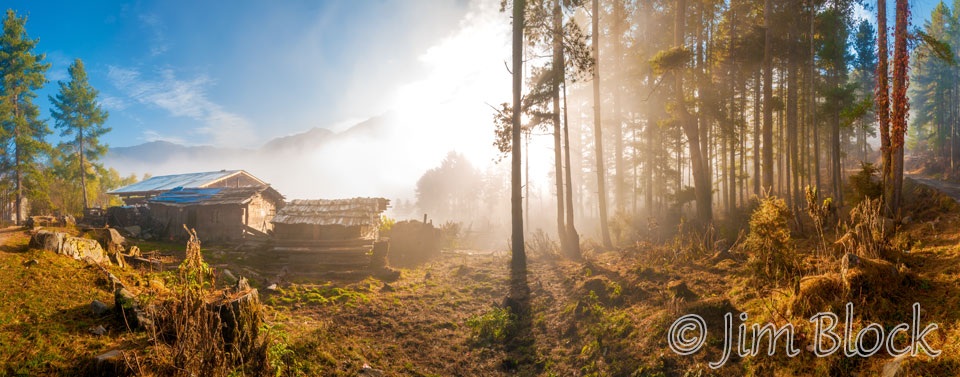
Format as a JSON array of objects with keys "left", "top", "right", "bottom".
[{"left": 105, "top": 113, "right": 395, "bottom": 166}]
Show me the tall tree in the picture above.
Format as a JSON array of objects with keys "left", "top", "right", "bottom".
[
  {"left": 852, "top": 20, "right": 877, "bottom": 163},
  {"left": 592, "top": 0, "right": 613, "bottom": 248},
  {"left": 890, "top": 0, "right": 910, "bottom": 215},
  {"left": 551, "top": 0, "right": 568, "bottom": 252},
  {"left": 877, "top": 0, "right": 891, "bottom": 206},
  {"left": 762, "top": 0, "right": 774, "bottom": 192},
  {"left": 0, "top": 10, "right": 50, "bottom": 225},
  {"left": 49, "top": 59, "right": 110, "bottom": 211},
  {"left": 511, "top": 0, "right": 526, "bottom": 279}
]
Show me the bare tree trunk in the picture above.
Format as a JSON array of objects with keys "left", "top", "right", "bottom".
[
  {"left": 754, "top": 70, "right": 761, "bottom": 196},
  {"left": 811, "top": 7, "right": 821, "bottom": 193},
  {"left": 79, "top": 128, "right": 88, "bottom": 210},
  {"left": 613, "top": 0, "right": 625, "bottom": 214},
  {"left": 592, "top": 0, "right": 614, "bottom": 248},
  {"left": 552, "top": 0, "right": 568, "bottom": 250},
  {"left": 876, "top": 0, "right": 892, "bottom": 209},
  {"left": 562, "top": 80, "right": 581, "bottom": 258},
  {"left": 890, "top": 0, "right": 909, "bottom": 216},
  {"left": 673, "top": 0, "right": 711, "bottom": 225},
  {"left": 511, "top": 0, "right": 526, "bottom": 275},
  {"left": 788, "top": 2, "right": 800, "bottom": 207},
  {"left": 762, "top": 0, "right": 774, "bottom": 193}
]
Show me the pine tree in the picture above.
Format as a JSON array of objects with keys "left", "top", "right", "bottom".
[
  {"left": 49, "top": 59, "right": 110, "bottom": 211},
  {"left": 0, "top": 10, "right": 51, "bottom": 225},
  {"left": 890, "top": 0, "right": 910, "bottom": 215}
]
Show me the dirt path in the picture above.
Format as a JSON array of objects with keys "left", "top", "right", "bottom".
[{"left": 908, "top": 175, "right": 960, "bottom": 202}]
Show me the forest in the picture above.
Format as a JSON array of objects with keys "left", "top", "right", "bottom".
[{"left": 1, "top": 0, "right": 960, "bottom": 376}]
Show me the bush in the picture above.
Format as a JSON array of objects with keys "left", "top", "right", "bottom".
[
  {"left": 744, "top": 196, "right": 797, "bottom": 283},
  {"left": 526, "top": 229, "right": 558, "bottom": 258},
  {"left": 849, "top": 162, "right": 883, "bottom": 204}
]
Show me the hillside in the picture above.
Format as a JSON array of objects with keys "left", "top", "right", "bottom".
[{"left": 2, "top": 178, "right": 959, "bottom": 376}]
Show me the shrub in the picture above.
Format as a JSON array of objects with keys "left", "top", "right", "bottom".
[
  {"left": 744, "top": 196, "right": 797, "bottom": 283},
  {"left": 526, "top": 229, "right": 559, "bottom": 258},
  {"left": 849, "top": 162, "right": 883, "bottom": 204}
]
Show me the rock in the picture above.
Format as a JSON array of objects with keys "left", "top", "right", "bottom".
[
  {"left": 89, "top": 325, "right": 106, "bottom": 336},
  {"left": 23, "top": 259, "right": 38, "bottom": 267},
  {"left": 114, "top": 287, "right": 152, "bottom": 331},
  {"left": 26, "top": 216, "right": 59, "bottom": 228},
  {"left": 127, "top": 245, "right": 142, "bottom": 258},
  {"left": 109, "top": 251, "right": 126, "bottom": 269},
  {"left": 380, "top": 283, "right": 395, "bottom": 292},
  {"left": 94, "top": 349, "right": 127, "bottom": 375},
  {"left": 61, "top": 214, "right": 76, "bottom": 226},
  {"left": 901, "top": 216, "right": 912, "bottom": 225},
  {"left": 266, "top": 283, "right": 279, "bottom": 292},
  {"left": 667, "top": 280, "right": 698, "bottom": 301},
  {"left": 221, "top": 269, "right": 238, "bottom": 284},
  {"left": 60, "top": 237, "right": 110, "bottom": 265},
  {"left": 842, "top": 256, "right": 900, "bottom": 297},
  {"left": 90, "top": 228, "right": 126, "bottom": 255},
  {"left": 840, "top": 253, "right": 861, "bottom": 276},
  {"left": 359, "top": 364, "right": 385, "bottom": 377},
  {"left": 122, "top": 225, "right": 141, "bottom": 238},
  {"left": 881, "top": 354, "right": 912, "bottom": 377},
  {"left": 28, "top": 230, "right": 65, "bottom": 253},
  {"left": 90, "top": 300, "right": 110, "bottom": 316}
]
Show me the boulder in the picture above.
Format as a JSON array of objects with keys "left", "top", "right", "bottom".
[
  {"left": 221, "top": 269, "right": 238, "bottom": 285},
  {"left": 842, "top": 255, "right": 900, "bottom": 296},
  {"left": 28, "top": 230, "right": 65, "bottom": 253},
  {"left": 90, "top": 300, "right": 110, "bottom": 316},
  {"left": 89, "top": 325, "right": 106, "bottom": 336},
  {"left": 60, "top": 237, "right": 110, "bottom": 265},
  {"left": 88, "top": 228, "right": 126, "bottom": 255},
  {"left": 61, "top": 214, "right": 76, "bottom": 226},
  {"left": 114, "top": 287, "right": 152, "bottom": 331}
]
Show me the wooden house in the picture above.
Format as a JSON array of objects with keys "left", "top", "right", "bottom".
[
  {"left": 148, "top": 186, "right": 284, "bottom": 242},
  {"left": 271, "top": 198, "right": 390, "bottom": 241},
  {"left": 108, "top": 170, "right": 268, "bottom": 205}
]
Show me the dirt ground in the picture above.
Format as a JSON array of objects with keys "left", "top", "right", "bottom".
[{"left": 2, "top": 178, "right": 960, "bottom": 375}]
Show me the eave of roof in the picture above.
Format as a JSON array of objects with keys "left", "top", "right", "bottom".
[{"left": 107, "top": 170, "right": 264, "bottom": 194}]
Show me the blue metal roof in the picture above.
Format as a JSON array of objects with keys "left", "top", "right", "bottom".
[
  {"left": 148, "top": 187, "right": 224, "bottom": 204},
  {"left": 108, "top": 170, "right": 243, "bottom": 194}
]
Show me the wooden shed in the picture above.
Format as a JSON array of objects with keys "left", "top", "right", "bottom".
[
  {"left": 108, "top": 170, "right": 267, "bottom": 205},
  {"left": 271, "top": 198, "right": 390, "bottom": 241},
  {"left": 148, "top": 186, "right": 284, "bottom": 242}
]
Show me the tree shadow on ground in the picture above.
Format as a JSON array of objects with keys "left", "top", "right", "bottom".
[{"left": 502, "top": 264, "right": 541, "bottom": 375}]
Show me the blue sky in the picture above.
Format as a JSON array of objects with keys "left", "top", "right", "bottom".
[
  {"left": 5, "top": 0, "right": 942, "bottom": 152},
  {"left": 8, "top": 0, "right": 471, "bottom": 148}
]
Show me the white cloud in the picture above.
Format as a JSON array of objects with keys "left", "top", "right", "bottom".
[
  {"left": 99, "top": 94, "right": 128, "bottom": 111},
  {"left": 139, "top": 14, "right": 169, "bottom": 56},
  {"left": 107, "top": 66, "right": 257, "bottom": 147}
]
